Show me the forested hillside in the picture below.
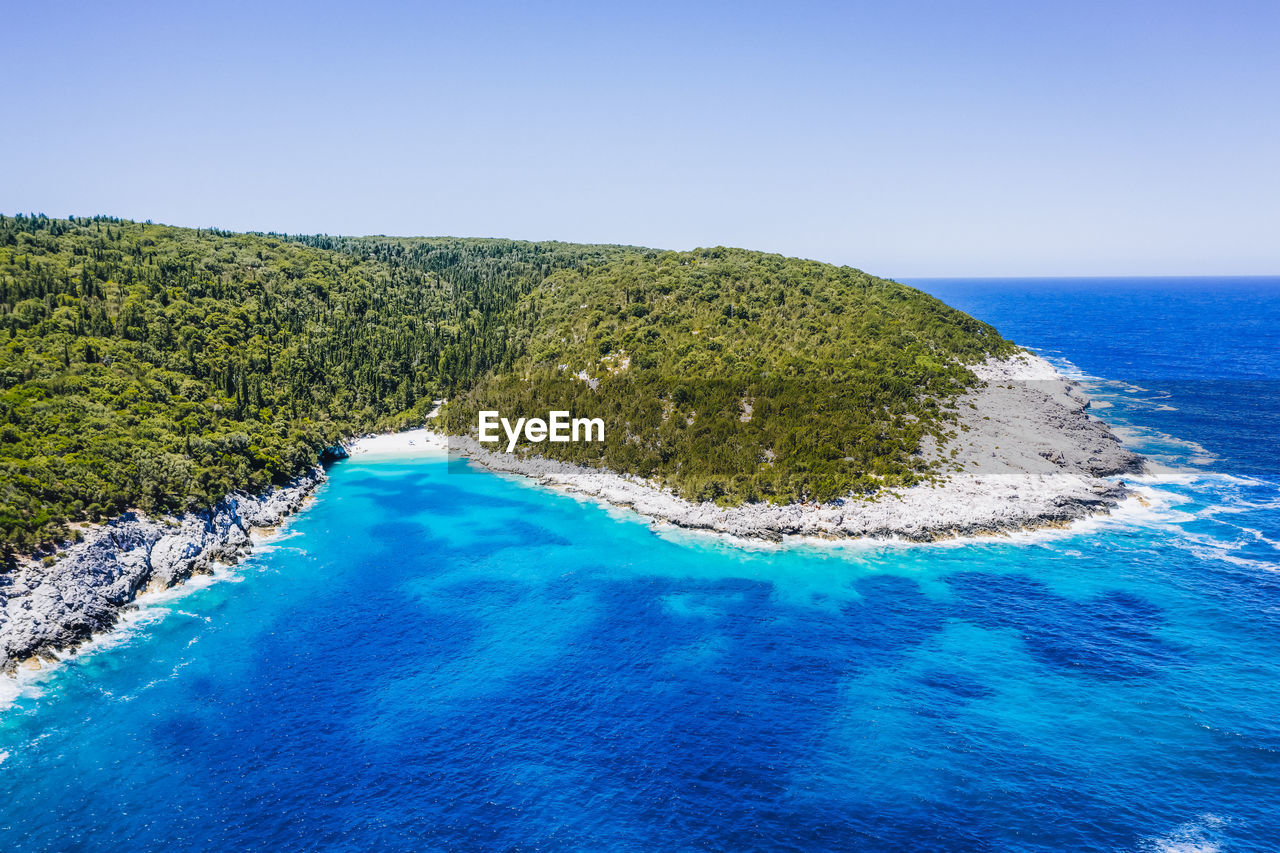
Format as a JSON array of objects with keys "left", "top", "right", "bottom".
[
  {"left": 0, "top": 214, "right": 1013, "bottom": 552},
  {"left": 443, "top": 248, "right": 1015, "bottom": 504}
]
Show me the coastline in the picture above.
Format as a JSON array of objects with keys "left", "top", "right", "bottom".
[
  {"left": 447, "top": 352, "right": 1144, "bottom": 543},
  {"left": 0, "top": 352, "right": 1142, "bottom": 683},
  {"left": 0, "top": 428, "right": 452, "bottom": 682},
  {"left": 0, "top": 468, "right": 328, "bottom": 677}
]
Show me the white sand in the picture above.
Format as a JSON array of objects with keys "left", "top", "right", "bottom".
[{"left": 348, "top": 428, "right": 449, "bottom": 457}]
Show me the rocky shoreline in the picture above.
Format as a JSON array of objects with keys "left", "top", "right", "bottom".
[
  {"left": 0, "top": 469, "right": 327, "bottom": 675},
  {"left": 452, "top": 353, "right": 1145, "bottom": 543},
  {"left": 0, "top": 352, "right": 1143, "bottom": 680},
  {"left": 462, "top": 452, "right": 1135, "bottom": 543}
]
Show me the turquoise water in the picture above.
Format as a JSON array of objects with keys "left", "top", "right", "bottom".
[{"left": 2, "top": 279, "right": 1279, "bottom": 851}]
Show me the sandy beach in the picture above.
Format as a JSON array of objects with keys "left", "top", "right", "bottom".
[{"left": 348, "top": 428, "right": 449, "bottom": 457}]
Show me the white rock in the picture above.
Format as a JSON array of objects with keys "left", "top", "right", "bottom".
[{"left": 0, "top": 470, "right": 321, "bottom": 673}]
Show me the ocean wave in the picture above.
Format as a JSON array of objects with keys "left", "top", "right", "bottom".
[
  {"left": 251, "top": 527, "right": 306, "bottom": 554},
  {"left": 0, "top": 561, "right": 249, "bottom": 714},
  {"left": 1125, "top": 461, "right": 1280, "bottom": 492},
  {"left": 1181, "top": 535, "right": 1280, "bottom": 572},
  {"left": 1096, "top": 485, "right": 1197, "bottom": 527},
  {"left": 1139, "top": 813, "right": 1229, "bottom": 853},
  {"left": 1241, "top": 527, "right": 1280, "bottom": 552},
  {"left": 1148, "top": 522, "right": 1280, "bottom": 572},
  {"left": 122, "top": 656, "right": 198, "bottom": 703},
  {"left": 1110, "top": 427, "right": 1219, "bottom": 465},
  {"left": 1037, "top": 353, "right": 1087, "bottom": 380}
]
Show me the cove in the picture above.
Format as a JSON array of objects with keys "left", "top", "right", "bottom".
[{"left": 2, "top": 436, "right": 1280, "bottom": 851}]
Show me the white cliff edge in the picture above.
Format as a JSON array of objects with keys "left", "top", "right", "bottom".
[{"left": 0, "top": 468, "right": 328, "bottom": 675}]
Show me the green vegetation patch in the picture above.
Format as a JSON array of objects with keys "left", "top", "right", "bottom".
[
  {"left": 0, "top": 216, "right": 1013, "bottom": 551},
  {"left": 443, "top": 248, "right": 1015, "bottom": 504}
]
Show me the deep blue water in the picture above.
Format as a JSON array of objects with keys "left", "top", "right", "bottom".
[
  {"left": 916, "top": 277, "right": 1280, "bottom": 478},
  {"left": 3, "top": 278, "right": 1280, "bottom": 852}
]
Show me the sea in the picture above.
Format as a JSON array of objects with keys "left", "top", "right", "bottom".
[{"left": 1, "top": 277, "right": 1278, "bottom": 852}]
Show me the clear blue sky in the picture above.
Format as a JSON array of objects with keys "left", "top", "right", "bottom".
[{"left": 5, "top": 0, "right": 1277, "bottom": 276}]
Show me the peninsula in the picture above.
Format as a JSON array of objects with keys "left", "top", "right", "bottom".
[
  {"left": 451, "top": 352, "right": 1140, "bottom": 542},
  {"left": 0, "top": 214, "right": 1140, "bottom": 673}
]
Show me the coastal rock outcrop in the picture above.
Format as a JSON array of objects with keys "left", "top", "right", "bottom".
[
  {"left": 452, "top": 353, "right": 1145, "bottom": 543},
  {"left": 0, "top": 471, "right": 320, "bottom": 674}
]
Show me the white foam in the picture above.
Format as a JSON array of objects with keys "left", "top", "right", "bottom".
[
  {"left": 1110, "top": 426, "right": 1218, "bottom": 464},
  {"left": 1140, "top": 814, "right": 1228, "bottom": 853},
  {"left": 1241, "top": 527, "right": 1280, "bottom": 551},
  {"left": 251, "top": 528, "right": 304, "bottom": 552},
  {"left": 0, "top": 534, "right": 287, "bottom": 713},
  {"left": 1039, "top": 354, "right": 1087, "bottom": 380},
  {"left": 0, "top": 605, "right": 165, "bottom": 712}
]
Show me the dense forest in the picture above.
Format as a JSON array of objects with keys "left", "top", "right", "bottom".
[
  {"left": 442, "top": 248, "right": 1015, "bottom": 503},
  {"left": 0, "top": 214, "right": 1014, "bottom": 553}
]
